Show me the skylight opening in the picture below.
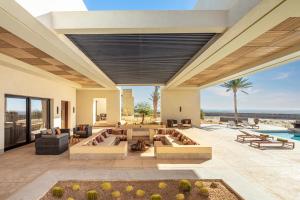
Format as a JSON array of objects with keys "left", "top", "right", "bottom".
[{"left": 84, "top": 0, "right": 198, "bottom": 11}]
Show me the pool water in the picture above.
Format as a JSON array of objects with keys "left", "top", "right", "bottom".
[{"left": 256, "top": 130, "right": 300, "bottom": 141}]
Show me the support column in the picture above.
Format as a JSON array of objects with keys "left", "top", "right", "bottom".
[
  {"left": 161, "top": 87, "right": 201, "bottom": 127},
  {"left": 0, "top": 93, "right": 4, "bottom": 153}
]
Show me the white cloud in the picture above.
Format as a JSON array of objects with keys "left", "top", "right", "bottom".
[{"left": 273, "top": 72, "right": 289, "bottom": 80}]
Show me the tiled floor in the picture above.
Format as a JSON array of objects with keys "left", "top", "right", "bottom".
[{"left": 1, "top": 126, "right": 300, "bottom": 200}]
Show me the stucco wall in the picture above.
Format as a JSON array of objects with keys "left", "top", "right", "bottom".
[
  {"left": 161, "top": 88, "right": 201, "bottom": 126},
  {"left": 76, "top": 89, "right": 121, "bottom": 125},
  {"left": 0, "top": 65, "right": 76, "bottom": 153}
]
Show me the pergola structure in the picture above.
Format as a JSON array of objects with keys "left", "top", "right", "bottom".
[{"left": 0, "top": 0, "right": 300, "bottom": 152}]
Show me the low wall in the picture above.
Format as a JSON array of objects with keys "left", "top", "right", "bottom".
[{"left": 155, "top": 141, "right": 212, "bottom": 159}]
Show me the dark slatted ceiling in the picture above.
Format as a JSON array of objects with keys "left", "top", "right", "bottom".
[{"left": 67, "top": 33, "right": 215, "bottom": 84}]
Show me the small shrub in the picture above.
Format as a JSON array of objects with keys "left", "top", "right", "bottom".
[
  {"left": 158, "top": 182, "right": 167, "bottom": 189},
  {"left": 111, "top": 190, "right": 121, "bottom": 198},
  {"left": 136, "top": 189, "right": 145, "bottom": 197},
  {"left": 151, "top": 194, "right": 162, "bottom": 200},
  {"left": 72, "top": 183, "right": 80, "bottom": 191},
  {"left": 101, "top": 182, "right": 112, "bottom": 191},
  {"left": 194, "top": 181, "right": 203, "bottom": 189},
  {"left": 176, "top": 193, "right": 185, "bottom": 200},
  {"left": 87, "top": 190, "right": 98, "bottom": 200},
  {"left": 179, "top": 180, "right": 192, "bottom": 193},
  {"left": 52, "top": 186, "right": 64, "bottom": 198},
  {"left": 210, "top": 182, "right": 218, "bottom": 188},
  {"left": 199, "top": 187, "right": 209, "bottom": 197},
  {"left": 125, "top": 185, "right": 134, "bottom": 192},
  {"left": 67, "top": 198, "right": 74, "bottom": 200}
]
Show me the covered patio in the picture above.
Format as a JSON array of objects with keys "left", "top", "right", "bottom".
[{"left": 1, "top": 0, "right": 300, "bottom": 199}]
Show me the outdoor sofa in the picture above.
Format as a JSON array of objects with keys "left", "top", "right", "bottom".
[
  {"left": 73, "top": 124, "right": 92, "bottom": 138},
  {"left": 167, "top": 119, "right": 178, "bottom": 128},
  {"left": 181, "top": 119, "right": 192, "bottom": 128},
  {"left": 69, "top": 129, "right": 127, "bottom": 160},
  {"left": 35, "top": 128, "right": 70, "bottom": 155},
  {"left": 154, "top": 128, "right": 212, "bottom": 159},
  {"left": 242, "top": 120, "right": 259, "bottom": 129}
]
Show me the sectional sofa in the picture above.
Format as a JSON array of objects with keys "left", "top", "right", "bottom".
[
  {"left": 154, "top": 129, "right": 212, "bottom": 159},
  {"left": 69, "top": 129, "right": 127, "bottom": 160}
]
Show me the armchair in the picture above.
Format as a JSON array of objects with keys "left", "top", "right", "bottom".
[
  {"left": 73, "top": 124, "right": 92, "bottom": 138},
  {"left": 181, "top": 119, "right": 192, "bottom": 128},
  {"left": 167, "top": 119, "right": 178, "bottom": 128}
]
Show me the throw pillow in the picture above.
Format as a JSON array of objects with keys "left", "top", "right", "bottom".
[
  {"left": 80, "top": 125, "right": 86, "bottom": 131},
  {"left": 183, "top": 139, "right": 188, "bottom": 145},
  {"left": 46, "top": 129, "right": 52, "bottom": 135},
  {"left": 101, "top": 132, "right": 107, "bottom": 138},
  {"left": 100, "top": 135, "right": 105, "bottom": 141},
  {"left": 95, "top": 135, "right": 103, "bottom": 143},
  {"left": 187, "top": 139, "right": 193, "bottom": 145},
  {"left": 115, "top": 137, "right": 121, "bottom": 145},
  {"left": 177, "top": 134, "right": 182, "bottom": 141},
  {"left": 92, "top": 139, "right": 98, "bottom": 146},
  {"left": 173, "top": 131, "right": 179, "bottom": 137},
  {"left": 55, "top": 128, "right": 61, "bottom": 135}
]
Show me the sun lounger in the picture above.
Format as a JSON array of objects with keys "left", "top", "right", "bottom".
[
  {"left": 227, "top": 120, "right": 242, "bottom": 128},
  {"left": 250, "top": 138, "right": 295, "bottom": 149},
  {"left": 236, "top": 130, "right": 273, "bottom": 143},
  {"left": 242, "top": 121, "right": 259, "bottom": 129}
]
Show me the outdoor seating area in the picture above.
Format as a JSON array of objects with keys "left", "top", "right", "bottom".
[
  {"left": 69, "top": 126, "right": 212, "bottom": 160},
  {"left": 1, "top": 0, "right": 300, "bottom": 200}
]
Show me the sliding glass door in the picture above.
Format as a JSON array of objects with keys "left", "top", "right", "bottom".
[
  {"left": 30, "top": 99, "right": 50, "bottom": 141},
  {"left": 5, "top": 97, "right": 28, "bottom": 149},
  {"left": 4, "top": 95, "right": 50, "bottom": 150}
]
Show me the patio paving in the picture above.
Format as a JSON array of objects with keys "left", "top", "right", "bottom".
[{"left": 0, "top": 126, "right": 299, "bottom": 200}]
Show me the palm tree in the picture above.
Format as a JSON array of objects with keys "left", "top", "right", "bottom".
[
  {"left": 221, "top": 78, "right": 252, "bottom": 123},
  {"left": 149, "top": 86, "right": 160, "bottom": 119}
]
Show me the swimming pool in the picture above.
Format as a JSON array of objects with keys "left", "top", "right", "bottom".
[{"left": 256, "top": 130, "right": 300, "bottom": 141}]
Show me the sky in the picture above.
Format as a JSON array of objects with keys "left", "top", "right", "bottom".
[
  {"left": 121, "top": 86, "right": 156, "bottom": 107},
  {"left": 201, "top": 60, "right": 300, "bottom": 113},
  {"left": 84, "top": 0, "right": 197, "bottom": 10},
  {"left": 7, "top": 98, "right": 44, "bottom": 112}
]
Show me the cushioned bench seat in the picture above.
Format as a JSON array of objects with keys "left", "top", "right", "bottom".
[
  {"left": 69, "top": 130, "right": 128, "bottom": 160},
  {"left": 154, "top": 129, "right": 212, "bottom": 160}
]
